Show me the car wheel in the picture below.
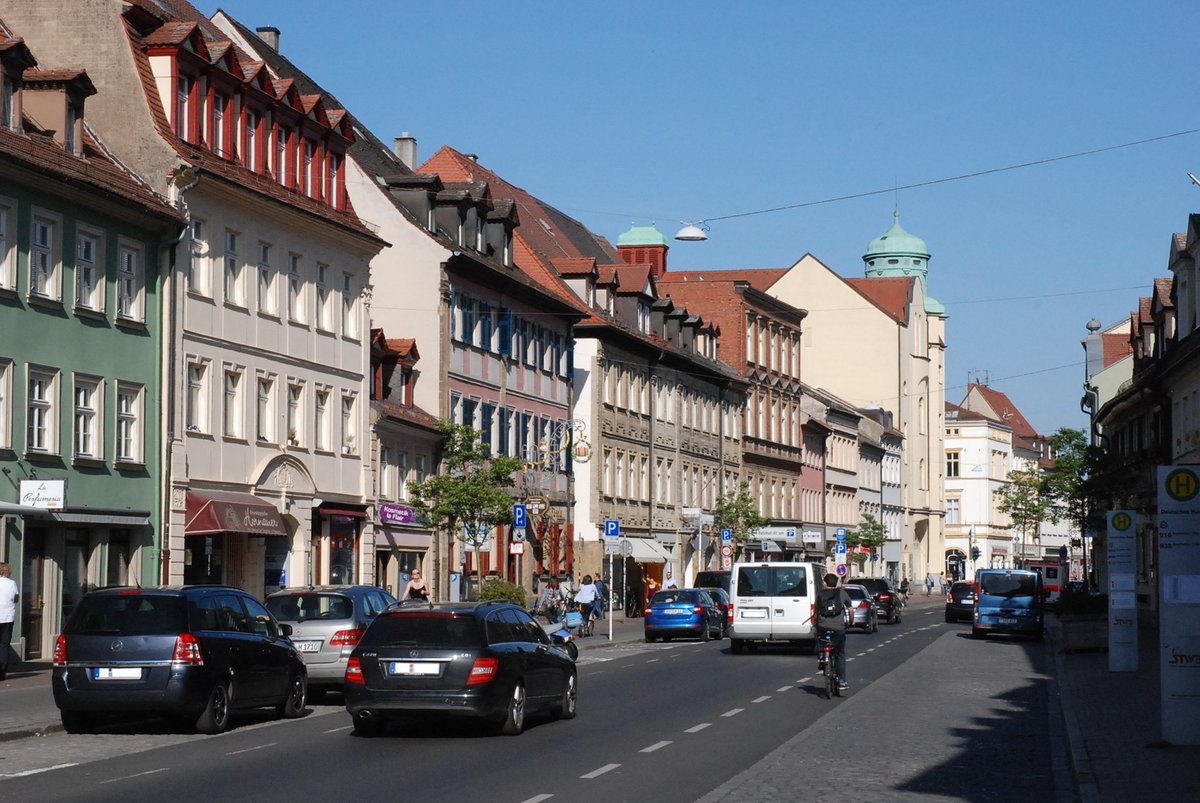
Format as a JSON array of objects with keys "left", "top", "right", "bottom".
[
  {"left": 700, "top": 625, "right": 710, "bottom": 642},
  {"left": 731, "top": 638, "right": 745, "bottom": 655},
  {"left": 498, "top": 682, "right": 526, "bottom": 736},
  {"left": 196, "top": 681, "right": 232, "bottom": 734},
  {"left": 352, "top": 712, "right": 386, "bottom": 737},
  {"left": 972, "top": 627, "right": 985, "bottom": 640},
  {"left": 645, "top": 633, "right": 656, "bottom": 643},
  {"left": 277, "top": 670, "right": 307, "bottom": 718},
  {"left": 60, "top": 711, "right": 93, "bottom": 735},
  {"left": 565, "top": 641, "right": 579, "bottom": 661},
  {"left": 555, "top": 671, "right": 577, "bottom": 720}
]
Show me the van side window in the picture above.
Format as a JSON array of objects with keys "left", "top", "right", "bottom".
[
  {"left": 736, "top": 567, "right": 771, "bottom": 597},
  {"left": 774, "top": 568, "right": 806, "bottom": 595}
]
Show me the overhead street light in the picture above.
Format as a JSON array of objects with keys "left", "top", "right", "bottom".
[{"left": 674, "top": 221, "right": 709, "bottom": 241}]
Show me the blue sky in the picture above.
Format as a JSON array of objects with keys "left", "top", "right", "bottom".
[{"left": 198, "top": 0, "right": 1197, "bottom": 434}]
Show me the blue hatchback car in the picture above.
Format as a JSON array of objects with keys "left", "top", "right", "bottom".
[{"left": 644, "top": 589, "right": 724, "bottom": 643}]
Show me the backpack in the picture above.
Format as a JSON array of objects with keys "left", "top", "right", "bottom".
[{"left": 818, "top": 588, "right": 844, "bottom": 619}]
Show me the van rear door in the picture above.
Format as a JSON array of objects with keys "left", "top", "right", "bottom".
[
  {"left": 731, "top": 565, "right": 774, "bottom": 639},
  {"left": 768, "top": 565, "right": 813, "bottom": 640}
]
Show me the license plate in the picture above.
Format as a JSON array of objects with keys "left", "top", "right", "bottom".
[
  {"left": 740, "top": 609, "right": 767, "bottom": 619},
  {"left": 388, "top": 661, "right": 439, "bottom": 676},
  {"left": 93, "top": 667, "right": 142, "bottom": 680},
  {"left": 962, "top": 599, "right": 973, "bottom": 604},
  {"left": 294, "top": 641, "right": 323, "bottom": 653},
  {"left": 663, "top": 609, "right": 687, "bottom": 616},
  {"left": 999, "top": 617, "right": 1018, "bottom": 625}
]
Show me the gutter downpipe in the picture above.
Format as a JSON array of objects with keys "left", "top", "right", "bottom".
[{"left": 160, "top": 166, "right": 201, "bottom": 584}]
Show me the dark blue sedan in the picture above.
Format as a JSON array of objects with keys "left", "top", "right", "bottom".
[{"left": 644, "top": 589, "right": 724, "bottom": 643}]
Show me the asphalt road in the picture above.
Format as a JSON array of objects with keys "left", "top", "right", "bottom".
[{"left": 0, "top": 609, "right": 1058, "bottom": 802}]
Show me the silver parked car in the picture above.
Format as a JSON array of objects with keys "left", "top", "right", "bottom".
[
  {"left": 843, "top": 583, "right": 879, "bottom": 632},
  {"left": 266, "top": 586, "right": 396, "bottom": 700}
]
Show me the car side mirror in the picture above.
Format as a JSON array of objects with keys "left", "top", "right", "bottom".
[{"left": 279, "top": 622, "right": 293, "bottom": 638}]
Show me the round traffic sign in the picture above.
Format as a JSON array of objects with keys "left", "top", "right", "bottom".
[
  {"left": 720, "top": 544, "right": 732, "bottom": 557},
  {"left": 835, "top": 564, "right": 848, "bottom": 576}
]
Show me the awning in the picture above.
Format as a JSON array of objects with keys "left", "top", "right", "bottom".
[
  {"left": 318, "top": 506, "right": 367, "bottom": 518},
  {"left": 375, "top": 528, "right": 433, "bottom": 550},
  {"left": 0, "top": 501, "right": 51, "bottom": 516},
  {"left": 185, "top": 490, "right": 288, "bottom": 537},
  {"left": 625, "top": 537, "right": 673, "bottom": 564},
  {"left": 52, "top": 510, "right": 150, "bottom": 526}
]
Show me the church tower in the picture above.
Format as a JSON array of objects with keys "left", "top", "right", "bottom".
[{"left": 863, "top": 210, "right": 945, "bottom": 315}]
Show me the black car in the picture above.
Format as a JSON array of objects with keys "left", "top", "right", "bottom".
[
  {"left": 694, "top": 570, "right": 731, "bottom": 596},
  {"left": 851, "top": 577, "right": 902, "bottom": 624},
  {"left": 945, "top": 581, "right": 977, "bottom": 623},
  {"left": 697, "top": 586, "right": 731, "bottom": 635},
  {"left": 343, "top": 600, "right": 576, "bottom": 737},
  {"left": 52, "top": 585, "right": 306, "bottom": 734}
]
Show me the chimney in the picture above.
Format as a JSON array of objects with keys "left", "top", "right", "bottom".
[
  {"left": 393, "top": 132, "right": 417, "bottom": 169},
  {"left": 256, "top": 26, "right": 281, "bottom": 52}
]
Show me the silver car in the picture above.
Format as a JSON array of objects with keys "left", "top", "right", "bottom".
[
  {"left": 266, "top": 586, "right": 396, "bottom": 700},
  {"left": 843, "top": 583, "right": 879, "bottom": 632}
]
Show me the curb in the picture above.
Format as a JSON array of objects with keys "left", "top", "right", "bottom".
[
  {"left": 0, "top": 723, "right": 62, "bottom": 743},
  {"left": 1049, "top": 622, "right": 1101, "bottom": 803}
]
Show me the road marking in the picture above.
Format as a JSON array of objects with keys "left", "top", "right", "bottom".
[
  {"left": 581, "top": 763, "right": 621, "bottom": 779},
  {"left": 647, "top": 658, "right": 660, "bottom": 663},
  {"left": 752, "top": 695, "right": 771, "bottom": 703},
  {"left": 866, "top": 648, "right": 876, "bottom": 652},
  {"left": 226, "top": 742, "right": 276, "bottom": 756},
  {"left": 640, "top": 740, "right": 672, "bottom": 753},
  {"left": 776, "top": 685, "right": 792, "bottom": 692},
  {"left": 722, "top": 708, "right": 744, "bottom": 717},
  {"left": 0, "top": 763, "right": 79, "bottom": 778},
  {"left": 685, "top": 723, "right": 711, "bottom": 733},
  {"left": 324, "top": 725, "right": 352, "bottom": 733},
  {"left": 99, "top": 767, "right": 170, "bottom": 784},
  {"left": 521, "top": 795, "right": 554, "bottom": 803},
  {"left": 796, "top": 677, "right": 812, "bottom": 683}
]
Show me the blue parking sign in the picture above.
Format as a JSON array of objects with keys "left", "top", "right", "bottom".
[
  {"left": 834, "top": 542, "right": 848, "bottom": 555},
  {"left": 721, "top": 528, "right": 733, "bottom": 541},
  {"left": 513, "top": 504, "right": 527, "bottom": 529},
  {"left": 604, "top": 519, "right": 620, "bottom": 538}
]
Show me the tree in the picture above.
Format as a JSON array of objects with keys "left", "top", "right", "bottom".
[
  {"left": 996, "top": 468, "right": 1052, "bottom": 567},
  {"left": 712, "top": 481, "right": 768, "bottom": 558},
  {"left": 407, "top": 421, "right": 525, "bottom": 597},
  {"left": 846, "top": 513, "right": 887, "bottom": 568}
]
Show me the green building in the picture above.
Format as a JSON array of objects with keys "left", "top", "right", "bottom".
[{"left": 0, "top": 27, "right": 180, "bottom": 662}]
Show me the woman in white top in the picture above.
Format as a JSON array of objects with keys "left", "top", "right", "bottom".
[
  {"left": 573, "top": 574, "right": 598, "bottom": 635},
  {"left": 0, "top": 563, "right": 18, "bottom": 681}
]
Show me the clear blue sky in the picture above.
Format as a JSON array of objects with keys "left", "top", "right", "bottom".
[{"left": 199, "top": 0, "right": 1197, "bottom": 434}]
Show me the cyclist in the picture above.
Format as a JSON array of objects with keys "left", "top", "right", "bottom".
[
  {"left": 574, "top": 574, "right": 599, "bottom": 636},
  {"left": 537, "top": 578, "right": 565, "bottom": 623},
  {"left": 814, "top": 573, "right": 852, "bottom": 692}
]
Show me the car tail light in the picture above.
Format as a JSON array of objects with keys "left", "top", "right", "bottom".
[
  {"left": 345, "top": 656, "right": 365, "bottom": 684},
  {"left": 467, "top": 657, "right": 499, "bottom": 686},
  {"left": 727, "top": 602, "right": 734, "bottom": 623},
  {"left": 857, "top": 601, "right": 869, "bottom": 609},
  {"left": 692, "top": 606, "right": 704, "bottom": 615},
  {"left": 644, "top": 607, "right": 651, "bottom": 617},
  {"left": 330, "top": 628, "right": 364, "bottom": 647},
  {"left": 879, "top": 593, "right": 892, "bottom": 602},
  {"left": 171, "top": 632, "right": 204, "bottom": 666},
  {"left": 53, "top": 634, "right": 68, "bottom": 666}
]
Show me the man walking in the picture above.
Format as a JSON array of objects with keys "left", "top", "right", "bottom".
[{"left": 0, "top": 562, "right": 19, "bottom": 681}]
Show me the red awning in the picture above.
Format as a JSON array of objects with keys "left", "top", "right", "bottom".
[
  {"left": 185, "top": 490, "right": 288, "bottom": 537},
  {"left": 319, "top": 506, "right": 367, "bottom": 518}
]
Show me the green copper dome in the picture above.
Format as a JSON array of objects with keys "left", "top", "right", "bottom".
[
  {"left": 864, "top": 210, "right": 929, "bottom": 259},
  {"left": 862, "top": 210, "right": 944, "bottom": 315},
  {"left": 617, "top": 224, "right": 669, "bottom": 247}
]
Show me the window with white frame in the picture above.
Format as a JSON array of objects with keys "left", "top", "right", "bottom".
[
  {"left": 0, "top": 360, "right": 9, "bottom": 448},
  {"left": 275, "top": 125, "right": 288, "bottom": 186},
  {"left": 73, "top": 376, "right": 101, "bottom": 459},
  {"left": 316, "top": 264, "right": 332, "bottom": 330},
  {"left": 115, "top": 382, "right": 142, "bottom": 463},
  {"left": 223, "top": 230, "right": 243, "bottom": 306},
  {"left": 117, "top": 243, "right": 143, "bottom": 321},
  {"left": 188, "top": 219, "right": 208, "bottom": 296},
  {"left": 946, "top": 497, "right": 961, "bottom": 525},
  {"left": 328, "top": 152, "right": 342, "bottom": 209},
  {"left": 27, "top": 368, "right": 57, "bottom": 453},
  {"left": 256, "top": 375, "right": 274, "bottom": 442},
  {"left": 0, "top": 198, "right": 13, "bottom": 290},
  {"left": 211, "top": 92, "right": 228, "bottom": 159},
  {"left": 301, "top": 140, "right": 314, "bottom": 197},
  {"left": 75, "top": 228, "right": 102, "bottom": 311},
  {"left": 31, "top": 214, "right": 59, "bottom": 300},
  {"left": 341, "top": 272, "right": 356, "bottom": 338},
  {"left": 287, "top": 254, "right": 302, "bottom": 322},
  {"left": 257, "top": 242, "right": 274, "bottom": 315},
  {"left": 223, "top": 368, "right": 242, "bottom": 438},
  {"left": 245, "top": 109, "right": 260, "bottom": 172},
  {"left": 341, "top": 393, "right": 356, "bottom": 454},
  {"left": 314, "top": 387, "right": 330, "bottom": 451},
  {"left": 175, "top": 75, "right": 192, "bottom": 140},
  {"left": 378, "top": 445, "right": 392, "bottom": 499},
  {"left": 397, "top": 451, "right": 409, "bottom": 500},
  {"left": 186, "top": 360, "right": 207, "bottom": 432},
  {"left": 286, "top": 381, "right": 302, "bottom": 446},
  {"left": 415, "top": 454, "right": 427, "bottom": 486}
]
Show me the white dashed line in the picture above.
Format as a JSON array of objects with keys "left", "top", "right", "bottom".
[
  {"left": 521, "top": 795, "right": 554, "bottom": 803},
  {"left": 685, "top": 723, "right": 711, "bottom": 733},
  {"left": 776, "top": 685, "right": 792, "bottom": 692},
  {"left": 226, "top": 742, "right": 276, "bottom": 756},
  {"left": 581, "top": 764, "right": 621, "bottom": 779},
  {"left": 752, "top": 695, "right": 771, "bottom": 703},
  {"left": 100, "top": 768, "right": 170, "bottom": 784},
  {"left": 324, "top": 725, "right": 352, "bottom": 734},
  {"left": 797, "top": 677, "right": 812, "bottom": 683},
  {"left": 640, "top": 740, "right": 672, "bottom": 753},
  {"left": 722, "top": 708, "right": 744, "bottom": 717},
  {"left": 0, "top": 763, "right": 79, "bottom": 778},
  {"left": 647, "top": 658, "right": 660, "bottom": 663}
]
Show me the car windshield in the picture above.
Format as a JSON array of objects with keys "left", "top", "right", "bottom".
[
  {"left": 652, "top": 591, "right": 696, "bottom": 605},
  {"left": 360, "top": 612, "right": 481, "bottom": 648},
  {"left": 67, "top": 594, "right": 188, "bottom": 636},
  {"left": 266, "top": 593, "right": 354, "bottom": 622},
  {"left": 979, "top": 573, "right": 1037, "bottom": 598}
]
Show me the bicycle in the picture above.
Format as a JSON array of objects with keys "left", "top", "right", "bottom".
[
  {"left": 817, "top": 630, "right": 841, "bottom": 699},
  {"left": 577, "top": 602, "right": 598, "bottom": 637}
]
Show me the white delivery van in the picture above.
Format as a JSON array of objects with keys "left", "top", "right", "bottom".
[{"left": 728, "top": 561, "right": 825, "bottom": 654}]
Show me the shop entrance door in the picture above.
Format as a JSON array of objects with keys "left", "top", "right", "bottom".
[{"left": 21, "top": 528, "right": 46, "bottom": 660}]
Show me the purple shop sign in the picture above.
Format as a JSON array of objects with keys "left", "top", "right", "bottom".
[{"left": 379, "top": 503, "right": 416, "bottom": 526}]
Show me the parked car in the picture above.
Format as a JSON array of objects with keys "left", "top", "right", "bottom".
[
  {"left": 265, "top": 585, "right": 396, "bottom": 700},
  {"left": 851, "top": 577, "right": 902, "bottom": 624},
  {"left": 694, "top": 570, "right": 731, "bottom": 596},
  {"left": 945, "top": 581, "right": 977, "bottom": 623},
  {"left": 697, "top": 586, "right": 731, "bottom": 635},
  {"left": 52, "top": 585, "right": 306, "bottom": 735},
  {"left": 843, "top": 584, "right": 879, "bottom": 632},
  {"left": 644, "top": 589, "right": 724, "bottom": 643},
  {"left": 343, "top": 600, "right": 576, "bottom": 737}
]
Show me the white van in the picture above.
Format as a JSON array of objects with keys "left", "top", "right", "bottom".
[{"left": 728, "top": 561, "right": 825, "bottom": 654}]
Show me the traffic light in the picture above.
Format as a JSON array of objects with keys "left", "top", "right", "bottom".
[{"left": 970, "top": 546, "right": 981, "bottom": 561}]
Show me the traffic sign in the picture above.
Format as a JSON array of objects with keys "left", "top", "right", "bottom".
[
  {"left": 870, "top": 552, "right": 878, "bottom": 562},
  {"left": 834, "top": 542, "right": 848, "bottom": 555},
  {"left": 512, "top": 526, "right": 526, "bottom": 543},
  {"left": 509, "top": 541, "right": 525, "bottom": 555},
  {"left": 835, "top": 564, "right": 848, "bottom": 576},
  {"left": 720, "top": 544, "right": 733, "bottom": 557},
  {"left": 721, "top": 528, "right": 733, "bottom": 542},
  {"left": 604, "top": 541, "right": 621, "bottom": 556},
  {"left": 513, "top": 504, "right": 527, "bottom": 530},
  {"left": 836, "top": 528, "right": 847, "bottom": 541},
  {"left": 620, "top": 539, "right": 633, "bottom": 557},
  {"left": 604, "top": 519, "right": 621, "bottom": 538},
  {"left": 525, "top": 496, "right": 549, "bottom": 515}
]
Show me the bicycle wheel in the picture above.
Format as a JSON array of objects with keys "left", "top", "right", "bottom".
[{"left": 824, "top": 657, "right": 837, "bottom": 699}]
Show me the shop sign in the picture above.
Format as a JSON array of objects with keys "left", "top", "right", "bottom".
[
  {"left": 20, "top": 479, "right": 65, "bottom": 509},
  {"left": 378, "top": 503, "right": 416, "bottom": 526}
]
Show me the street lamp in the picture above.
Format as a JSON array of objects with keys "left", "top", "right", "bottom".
[{"left": 674, "top": 221, "right": 709, "bottom": 241}]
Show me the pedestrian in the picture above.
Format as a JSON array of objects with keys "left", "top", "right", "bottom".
[
  {"left": 0, "top": 562, "right": 18, "bottom": 682},
  {"left": 537, "top": 578, "right": 564, "bottom": 623},
  {"left": 399, "top": 569, "right": 429, "bottom": 601},
  {"left": 593, "top": 576, "right": 608, "bottom": 619},
  {"left": 645, "top": 574, "right": 660, "bottom": 605},
  {"left": 939, "top": 572, "right": 947, "bottom": 594},
  {"left": 925, "top": 575, "right": 933, "bottom": 596},
  {"left": 663, "top": 570, "right": 679, "bottom": 590}
]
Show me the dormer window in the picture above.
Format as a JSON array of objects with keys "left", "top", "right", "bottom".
[
  {"left": 244, "top": 108, "right": 259, "bottom": 172},
  {"left": 64, "top": 101, "right": 77, "bottom": 154},
  {"left": 175, "top": 75, "right": 191, "bottom": 140},
  {"left": 210, "top": 93, "right": 228, "bottom": 158},
  {"left": 274, "top": 124, "right": 287, "bottom": 186},
  {"left": 3, "top": 77, "right": 13, "bottom": 130},
  {"left": 327, "top": 152, "right": 342, "bottom": 209},
  {"left": 301, "top": 139, "right": 314, "bottom": 196}
]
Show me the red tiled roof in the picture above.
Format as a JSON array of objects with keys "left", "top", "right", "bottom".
[
  {"left": 614, "top": 264, "right": 653, "bottom": 296},
  {"left": 1138, "top": 296, "right": 1152, "bottom": 324},
  {"left": 22, "top": 67, "right": 89, "bottom": 83},
  {"left": 1102, "top": 332, "right": 1132, "bottom": 368},
  {"left": 845, "top": 276, "right": 914, "bottom": 325},
  {"left": 965, "top": 383, "right": 1038, "bottom": 440},
  {"left": 551, "top": 257, "right": 597, "bottom": 277},
  {"left": 376, "top": 399, "right": 441, "bottom": 432},
  {"left": 657, "top": 268, "right": 789, "bottom": 293},
  {"left": 140, "top": 20, "right": 195, "bottom": 47},
  {"left": 1154, "top": 277, "right": 1173, "bottom": 308}
]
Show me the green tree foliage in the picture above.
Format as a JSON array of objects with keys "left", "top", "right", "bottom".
[
  {"left": 407, "top": 421, "right": 525, "bottom": 595},
  {"left": 713, "top": 481, "right": 768, "bottom": 556},
  {"left": 479, "top": 577, "right": 529, "bottom": 607},
  {"left": 1042, "top": 427, "right": 1094, "bottom": 532},
  {"left": 827, "top": 513, "right": 887, "bottom": 567},
  {"left": 996, "top": 467, "right": 1051, "bottom": 564}
]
